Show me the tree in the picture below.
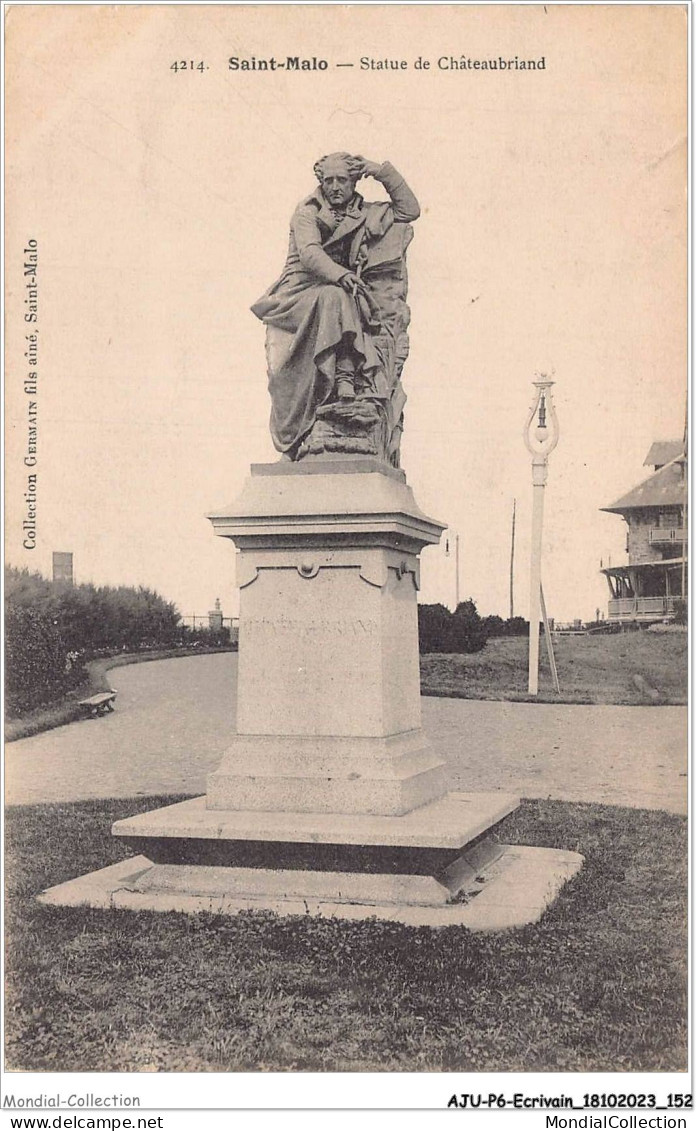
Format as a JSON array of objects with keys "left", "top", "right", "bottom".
[
  {"left": 451, "top": 599, "right": 488, "bottom": 653},
  {"left": 418, "top": 599, "right": 489, "bottom": 654},
  {"left": 417, "top": 603, "right": 452, "bottom": 653},
  {"left": 505, "top": 616, "right": 529, "bottom": 637},
  {"left": 5, "top": 604, "right": 84, "bottom": 716},
  {"left": 5, "top": 565, "right": 183, "bottom": 716},
  {"left": 482, "top": 614, "right": 505, "bottom": 638}
]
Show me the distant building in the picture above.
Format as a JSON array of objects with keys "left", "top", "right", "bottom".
[
  {"left": 600, "top": 441, "right": 687, "bottom": 622},
  {"left": 52, "top": 551, "right": 74, "bottom": 586}
]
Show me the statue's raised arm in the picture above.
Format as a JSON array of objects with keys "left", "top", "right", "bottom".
[{"left": 251, "top": 152, "right": 420, "bottom": 465}]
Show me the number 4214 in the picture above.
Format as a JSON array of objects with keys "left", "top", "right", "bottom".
[{"left": 171, "top": 60, "right": 207, "bottom": 72}]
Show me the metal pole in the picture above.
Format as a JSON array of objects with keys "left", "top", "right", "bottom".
[
  {"left": 540, "top": 583, "right": 560, "bottom": 694},
  {"left": 455, "top": 533, "right": 460, "bottom": 610},
  {"left": 528, "top": 461, "right": 545, "bottom": 695},
  {"left": 509, "top": 498, "right": 516, "bottom": 620}
]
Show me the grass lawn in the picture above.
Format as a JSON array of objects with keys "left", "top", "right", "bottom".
[
  {"left": 420, "top": 631, "right": 688, "bottom": 705},
  {"left": 5, "top": 794, "right": 687, "bottom": 1073}
]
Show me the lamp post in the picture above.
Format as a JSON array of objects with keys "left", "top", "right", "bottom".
[{"left": 524, "top": 377, "right": 560, "bottom": 695}]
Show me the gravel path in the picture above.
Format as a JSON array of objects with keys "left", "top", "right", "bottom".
[{"left": 5, "top": 653, "right": 687, "bottom": 813}]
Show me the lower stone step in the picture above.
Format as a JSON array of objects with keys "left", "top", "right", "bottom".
[
  {"left": 36, "top": 790, "right": 583, "bottom": 929},
  {"left": 38, "top": 843, "right": 583, "bottom": 931}
]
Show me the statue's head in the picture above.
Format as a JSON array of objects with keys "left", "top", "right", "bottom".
[{"left": 314, "top": 152, "right": 361, "bottom": 208}]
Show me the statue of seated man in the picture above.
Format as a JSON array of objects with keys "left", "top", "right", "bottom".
[{"left": 251, "top": 153, "right": 420, "bottom": 462}]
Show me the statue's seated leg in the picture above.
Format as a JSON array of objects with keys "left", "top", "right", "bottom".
[{"left": 314, "top": 284, "right": 369, "bottom": 362}]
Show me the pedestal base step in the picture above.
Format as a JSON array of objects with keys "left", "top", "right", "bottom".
[
  {"left": 111, "top": 791, "right": 519, "bottom": 850},
  {"left": 206, "top": 751, "right": 448, "bottom": 816},
  {"left": 207, "top": 731, "right": 449, "bottom": 816},
  {"left": 38, "top": 790, "right": 583, "bottom": 928},
  {"left": 38, "top": 844, "right": 583, "bottom": 931}
]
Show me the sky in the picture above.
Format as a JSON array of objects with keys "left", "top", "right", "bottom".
[{"left": 5, "top": 4, "right": 687, "bottom": 623}]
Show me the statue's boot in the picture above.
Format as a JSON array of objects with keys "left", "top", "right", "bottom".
[{"left": 335, "top": 357, "right": 356, "bottom": 401}]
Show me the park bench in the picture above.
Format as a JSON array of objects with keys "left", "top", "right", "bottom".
[{"left": 78, "top": 691, "right": 117, "bottom": 717}]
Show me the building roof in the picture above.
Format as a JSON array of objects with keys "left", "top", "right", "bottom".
[
  {"left": 602, "top": 458, "right": 687, "bottom": 514},
  {"left": 643, "top": 441, "right": 684, "bottom": 468},
  {"left": 601, "top": 558, "right": 686, "bottom": 576}
]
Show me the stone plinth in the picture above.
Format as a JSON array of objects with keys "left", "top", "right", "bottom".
[{"left": 206, "top": 459, "right": 448, "bottom": 816}]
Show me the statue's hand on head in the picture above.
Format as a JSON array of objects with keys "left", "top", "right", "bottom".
[{"left": 353, "top": 156, "right": 382, "bottom": 179}]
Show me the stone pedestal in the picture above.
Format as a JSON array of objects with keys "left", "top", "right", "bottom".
[
  {"left": 206, "top": 458, "right": 447, "bottom": 817},
  {"left": 40, "top": 459, "right": 583, "bottom": 929}
]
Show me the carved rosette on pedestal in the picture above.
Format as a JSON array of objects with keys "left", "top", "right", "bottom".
[{"left": 40, "top": 457, "right": 583, "bottom": 929}]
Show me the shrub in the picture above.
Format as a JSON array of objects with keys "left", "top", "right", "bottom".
[
  {"left": 5, "top": 566, "right": 183, "bottom": 717},
  {"left": 179, "top": 625, "right": 236, "bottom": 650},
  {"left": 481, "top": 615, "right": 529, "bottom": 638},
  {"left": 418, "top": 599, "right": 488, "bottom": 654},
  {"left": 504, "top": 616, "right": 530, "bottom": 637},
  {"left": 451, "top": 600, "right": 488, "bottom": 653},
  {"left": 481, "top": 614, "right": 506, "bottom": 637},
  {"left": 5, "top": 567, "right": 181, "bottom": 653},
  {"left": 5, "top": 604, "right": 86, "bottom": 717},
  {"left": 417, "top": 603, "right": 452, "bottom": 653}
]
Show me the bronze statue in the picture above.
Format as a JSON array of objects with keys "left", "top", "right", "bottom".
[{"left": 251, "top": 153, "right": 420, "bottom": 464}]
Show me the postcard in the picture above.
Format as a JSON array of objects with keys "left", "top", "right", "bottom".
[{"left": 4, "top": 2, "right": 689, "bottom": 1120}]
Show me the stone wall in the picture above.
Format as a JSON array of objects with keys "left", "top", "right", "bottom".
[{"left": 627, "top": 512, "right": 663, "bottom": 564}]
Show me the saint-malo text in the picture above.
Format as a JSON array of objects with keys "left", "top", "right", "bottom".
[{"left": 229, "top": 56, "right": 328, "bottom": 71}]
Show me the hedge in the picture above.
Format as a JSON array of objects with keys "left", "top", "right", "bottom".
[{"left": 5, "top": 566, "right": 183, "bottom": 717}]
